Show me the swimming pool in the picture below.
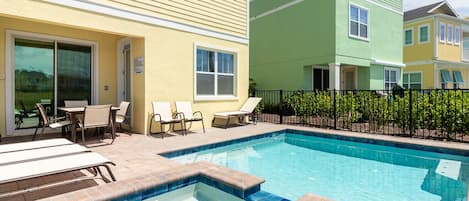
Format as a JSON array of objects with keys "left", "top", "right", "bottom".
[{"left": 169, "top": 130, "right": 469, "bottom": 201}]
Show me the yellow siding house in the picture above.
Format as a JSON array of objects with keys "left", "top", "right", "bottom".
[
  {"left": 0, "top": 0, "right": 249, "bottom": 137},
  {"left": 403, "top": 1, "right": 469, "bottom": 89}
]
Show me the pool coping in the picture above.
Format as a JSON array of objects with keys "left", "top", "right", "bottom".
[
  {"left": 39, "top": 162, "right": 265, "bottom": 201},
  {"left": 161, "top": 127, "right": 469, "bottom": 159}
]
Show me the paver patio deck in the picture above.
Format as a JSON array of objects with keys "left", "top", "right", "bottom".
[{"left": 1, "top": 123, "right": 469, "bottom": 200}]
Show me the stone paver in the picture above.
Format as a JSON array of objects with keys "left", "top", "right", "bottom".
[{"left": 1, "top": 122, "right": 469, "bottom": 200}]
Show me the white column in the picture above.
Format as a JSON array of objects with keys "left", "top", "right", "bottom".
[
  {"left": 433, "top": 63, "right": 439, "bottom": 89},
  {"left": 329, "top": 63, "right": 340, "bottom": 90}
]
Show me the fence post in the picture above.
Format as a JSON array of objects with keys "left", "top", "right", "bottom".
[
  {"left": 409, "top": 89, "right": 413, "bottom": 136},
  {"left": 333, "top": 89, "right": 337, "bottom": 130},
  {"left": 279, "top": 90, "right": 284, "bottom": 124}
]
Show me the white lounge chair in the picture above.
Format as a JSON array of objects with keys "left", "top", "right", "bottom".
[
  {"left": 0, "top": 139, "right": 116, "bottom": 199},
  {"left": 212, "top": 97, "right": 262, "bottom": 128},
  {"left": 150, "top": 102, "right": 185, "bottom": 138},
  {"left": 0, "top": 138, "right": 72, "bottom": 154},
  {"left": 175, "top": 101, "right": 205, "bottom": 133}
]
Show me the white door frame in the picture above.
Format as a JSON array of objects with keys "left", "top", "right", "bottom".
[
  {"left": 117, "top": 38, "right": 132, "bottom": 104},
  {"left": 341, "top": 66, "right": 358, "bottom": 90},
  {"left": 5, "top": 30, "right": 99, "bottom": 135}
]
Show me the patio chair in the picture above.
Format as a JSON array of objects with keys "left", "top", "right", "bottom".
[
  {"left": 33, "top": 103, "right": 71, "bottom": 141},
  {"left": 175, "top": 101, "right": 205, "bottom": 133},
  {"left": 212, "top": 97, "right": 262, "bottom": 128},
  {"left": 150, "top": 102, "right": 185, "bottom": 138},
  {"left": 64, "top": 100, "right": 88, "bottom": 107},
  {"left": 77, "top": 104, "right": 113, "bottom": 144},
  {"left": 15, "top": 100, "right": 38, "bottom": 129},
  {"left": 116, "top": 101, "right": 130, "bottom": 133}
]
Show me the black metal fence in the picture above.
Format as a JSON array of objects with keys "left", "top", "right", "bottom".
[{"left": 252, "top": 89, "right": 469, "bottom": 143}]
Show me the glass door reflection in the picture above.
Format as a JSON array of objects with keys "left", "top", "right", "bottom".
[{"left": 14, "top": 39, "right": 54, "bottom": 129}]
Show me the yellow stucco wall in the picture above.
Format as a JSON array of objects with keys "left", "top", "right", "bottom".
[
  {"left": 0, "top": 16, "right": 122, "bottom": 136},
  {"left": 436, "top": 17, "right": 462, "bottom": 61},
  {"left": 404, "top": 64, "right": 434, "bottom": 89},
  {"left": 0, "top": 0, "right": 249, "bottom": 136},
  {"left": 403, "top": 18, "right": 434, "bottom": 62}
]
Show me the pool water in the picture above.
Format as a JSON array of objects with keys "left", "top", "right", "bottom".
[
  {"left": 143, "top": 182, "right": 243, "bottom": 201},
  {"left": 173, "top": 133, "right": 469, "bottom": 201}
]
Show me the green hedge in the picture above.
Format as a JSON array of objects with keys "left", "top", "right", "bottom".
[{"left": 283, "top": 90, "right": 469, "bottom": 138}]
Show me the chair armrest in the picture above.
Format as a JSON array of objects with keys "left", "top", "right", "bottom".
[
  {"left": 193, "top": 111, "right": 203, "bottom": 118},
  {"left": 151, "top": 113, "right": 162, "bottom": 122},
  {"left": 174, "top": 112, "right": 185, "bottom": 120}
]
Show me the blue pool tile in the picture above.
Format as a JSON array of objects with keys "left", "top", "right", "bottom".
[
  {"left": 246, "top": 191, "right": 291, "bottom": 201},
  {"left": 141, "top": 184, "right": 168, "bottom": 200}
]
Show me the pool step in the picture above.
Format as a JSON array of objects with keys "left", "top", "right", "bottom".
[{"left": 435, "top": 159, "right": 461, "bottom": 180}]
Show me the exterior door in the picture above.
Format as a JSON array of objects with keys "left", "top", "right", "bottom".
[
  {"left": 118, "top": 43, "right": 131, "bottom": 124},
  {"left": 342, "top": 68, "right": 356, "bottom": 90}
]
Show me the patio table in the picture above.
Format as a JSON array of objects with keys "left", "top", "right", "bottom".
[{"left": 58, "top": 106, "right": 120, "bottom": 143}]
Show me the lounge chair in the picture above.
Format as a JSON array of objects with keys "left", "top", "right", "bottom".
[
  {"left": 212, "top": 97, "right": 262, "bottom": 128},
  {"left": 0, "top": 138, "right": 72, "bottom": 154},
  {"left": 0, "top": 139, "right": 116, "bottom": 199},
  {"left": 115, "top": 101, "right": 130, "bottom": 133},
  {"left": 175, "top": 101, "right": 205, "bottom": 133},
  {"left": 77, "top": 105, "right": 113, "bottom": 144},
  {"left": 33, "top": 103, "right": 71, "bottom": 141},
  {"left": 150, "top": 102, "right": 185, "bottom": 138}
]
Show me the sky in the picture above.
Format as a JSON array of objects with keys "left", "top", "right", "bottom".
[{"left": 404, "top": 0, "right": 469, "bottom": 16}]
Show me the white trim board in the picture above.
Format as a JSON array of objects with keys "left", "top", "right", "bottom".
[
  {"left": 250, "top": 0, "right": 304, "bottom": 21},
  {"left": 43, "top": 0, "right": 249, "bottom": 44}
]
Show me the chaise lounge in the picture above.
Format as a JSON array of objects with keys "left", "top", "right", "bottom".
[
  {"left": 0, "top": 139, "right": 116, "bottom": 199},
  {"left": 212, "top": 97, "right": 262, "bottom": 128}
]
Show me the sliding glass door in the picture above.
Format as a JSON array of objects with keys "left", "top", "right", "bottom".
[
  {"left": 57, "top": 43, "right": 92, "bottom": 107},
  {"left": 13, "top": 38, "right": 93, "bottom": 130},
  {"left": 14, "top": 39, "right": 54, "bottom": 129}
]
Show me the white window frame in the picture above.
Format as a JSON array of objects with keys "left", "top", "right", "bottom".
[
  {"left": 454, "top": 26, "right": 461, "bottom": 46},
  {"left": 349, "top": 3, "right": 369, "bottom": 41},
  {"left": 384, "top": 67, "right": 400, "bottom": 91},
  {"left": 194, "top": 43, "right": 239, "bottom": 101},
  {"left": 404, "top": 27, "right": 414, "bottom": 46},
  {"left": 447, "top": 24, "right": 453, "bottom": 44},
  {"left": 418, "top": 24, "right": 430, "bottom": 44},
  {"left": 440, "top": 23, "right": 446, "bottom": 43},
  {"left": 403, "top": 72, "right": 422, "bottom": 89}
]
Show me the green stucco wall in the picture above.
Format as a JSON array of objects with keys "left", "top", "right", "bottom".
[
  {"left": 249, "top": 0, "right": 336, "bottom": 90},
  {"left": 250, "top": 0, "right": 404, "bottom": 90}
]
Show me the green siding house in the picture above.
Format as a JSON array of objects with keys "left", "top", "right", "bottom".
[{"left": 250, "top": 0, "right": 404, "bottom": 90}]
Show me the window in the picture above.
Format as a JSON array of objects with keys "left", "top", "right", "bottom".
[
  {"left": 455, "top": 26, "right": 461, "bottom": 45},
  {"left": 403, "top": 72, "right": 422, "bottom": 89},
  {"left": 453, "top": 71, "right": 464, "bottom": 89},
  {"left": 447, "top": 24, "right": 453, "bottom": 44},
  {"left": 349, "top": 5, "right": 368, "bottom": 40},
  {"left": 440, "top": 70, "right": 452, "bottom": 89},
  {"left": 404, "top": 28, "right": 413, "bottom": 45},
  {"left": 384, "top": 68, "right": 400, "bottom": 91},
  {"left": 440, "top": 23, "right": 446, "bottom": 43},
  {"left": 419, "top": 25, "right": 429, "bottom": 43},
  {"left": 196, "top": 48, "right": 236, "bottom": 99}
]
